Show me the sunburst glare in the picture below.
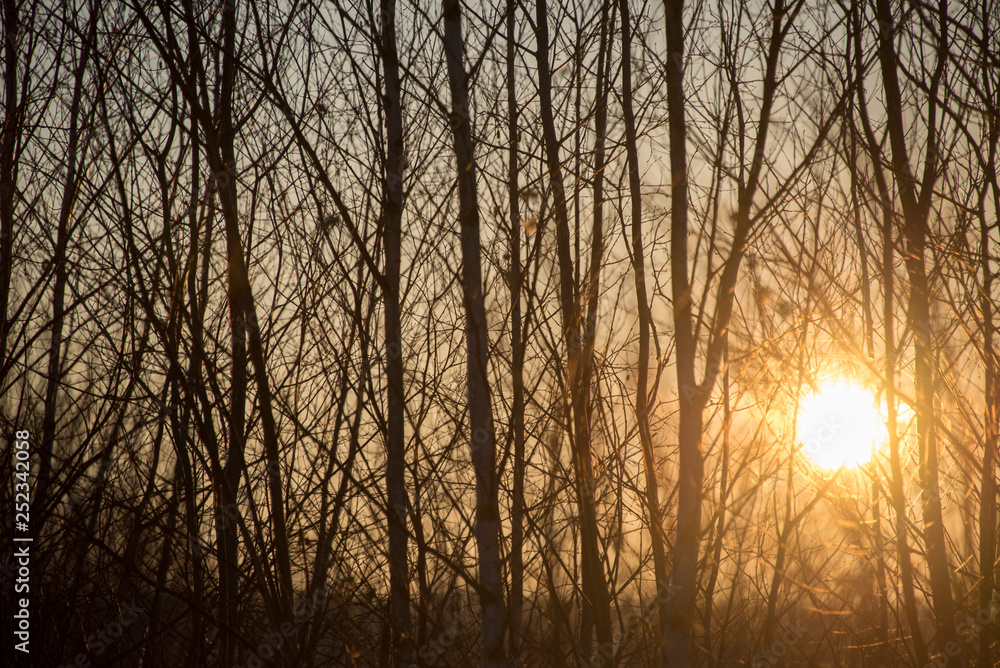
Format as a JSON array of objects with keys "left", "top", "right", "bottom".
[{"left": 796, "top": 382, "right": 888, "bottom": 471}]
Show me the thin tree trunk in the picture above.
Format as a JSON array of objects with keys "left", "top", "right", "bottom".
[
  {"left": 703, "top": 344, "right": 729, "bottom": 668},
  {"left": 208, "top": 0, "right": 294, "bottom": 660},
  {"left": 663, "top": 3, "right": 792, "bottom": 663},
  {"left": 620, "top": 0, "right": 669, "bottom": 662},
  {"left": 37, "top": 7, "right": 96, "bottom": 527},
  {"left": 762, "top": 337, "right": 804, "bottom": 650},
  {"left": 380, "top": 0, "right": 411, "bottom": 664},
  {"left": 182, "top": 124, "right": 207, "bottom": 668},
  {"left": 978, "top": 191, "right": 998, "bottom": 668},
  {"left": 442, "top": 2, "right": 506, "bottom": 664},
  {"left": 883, "top": 203, "right": 929, "bottom": 664},
  {"left": 577, "top": 2, "right": 613, "bottom": 656},
  {"left": 977, "top": 23, "right": 999, "bottom": 660},
  {"left": 848, "top": 113, "right": 874, "bottom": 361},
  {"left": 845, "top": 32, "right": 886, "bottom": 649},
  {"left": 0, "top": 0, "right": 19, "bottom": 393},
  {"left": 216, "top": 152, "right": 247, "bottom": 667},
  {"left": 662, "top": 1, "right": 701, "bottom": 664},
  {"left": 871, "top": 477, "right": 890, "bottom": 658},
  {"left": 506, "top": 0, "right": 525, "bottom": 660},
  {"left": 533, "top": 0, "right": 613, "bottom": 653},
  {"left": 852, "top": 2, "right": 927, "bottom": 658},
  {"left": 874, "top": 0, "right": 958, "bottom": 653},
  {"left": 977, "top": 7, "right": 999, "bottom": 664},
  {"left": 214, "top": 86, "right": 249, "bottom": 668}
]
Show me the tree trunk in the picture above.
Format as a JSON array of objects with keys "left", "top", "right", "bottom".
[
  {"left": 662, "top": 1, "right": 701, "bottom": 664},
  {"left": 663, "top": 2, "right": 790, "bottom": 663},
  {"left": 620, "top": 0, "right": 669, "bottom": 662},
  {"left": 977, "top": 39, "right": 999, "bottom": 664},
  {"left": 381, "top": 0, "right": 411, "bottom": 664},
  {"left": 506, "top": 1, "right": 525, "bottom": 661},
  {"left": 214, "top": 0, "right": 249, "bottom": 656},
  {"left": 852, "top": 1, "right": 927, "bottom": 658},
  {"left": 874, "top": 0, "right": 958, "bottom": 653},
  {"left": 703, "top": 344, "right": 730, "bottom": 668},
  {"left": 0, "top": 0, "right": 19, "bottom": 393},
  {"left": 883, "top": 202, "right": 929, "bottom": 664},
  {"left": 210, "top": 0, "right": 295, "bottom": 660},
  {"left": 442, "top": 2, "right": 507, "bottom": 664},
  {"left": 534, "top": 0, "right": 614, "bottom": 654},
  {"left": 37, "top": 7, "right": 97, "bottom": 532}
]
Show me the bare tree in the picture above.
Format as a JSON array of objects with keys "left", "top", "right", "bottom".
[
  {"left": 873, "top": 0, "right": 958, "bottom": 652},
  {"left": 5, "top": 2, "right": 998, "bottom": 667},
  {"left": 443, "top": 1, "right": 507, "bottom": 664},
  {"left": 533, "top": 0, "right": 613, "bottom": 653},
  {"left": 379, "top": 0, "right": 412, "bottom": 663},
  {"left": 620, "top": 0, "right": 669, "bottom": 662},
  {"left": 0, "top": 0, "right": 20, "bottom": 395}
]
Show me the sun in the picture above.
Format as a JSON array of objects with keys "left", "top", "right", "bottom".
[{"left": 796, "top": 382, "right": 887, "bottom": 470}]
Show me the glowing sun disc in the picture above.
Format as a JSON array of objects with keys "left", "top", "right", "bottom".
[{"left": 797, "top": 383, "right": 886, "bottom": 470}]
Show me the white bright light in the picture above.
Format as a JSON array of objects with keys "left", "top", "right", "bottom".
[{"left": 797, "top": 382, "right": 887, "bottom": 470}]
